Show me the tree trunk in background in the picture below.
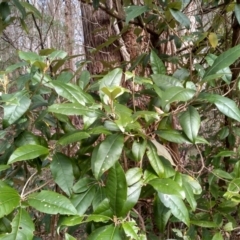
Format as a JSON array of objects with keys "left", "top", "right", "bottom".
[
  {"left": 64, "top": 0, "right": 74, "bottom": 70},
  {"left": 80, "top": 2, "right": 122, "bottom": 75}
]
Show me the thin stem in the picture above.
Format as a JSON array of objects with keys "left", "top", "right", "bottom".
[
  {"left": 22, "top": 179, "right": 53, "bottom": 199},
  {"left": 21, "top": 171, "right": 37, "bottom": 198}
]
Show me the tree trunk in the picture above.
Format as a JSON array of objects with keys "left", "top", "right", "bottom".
[
  {"left": 81, "top": 2, "right": 122, "bottom": 75},
  {"left": 64, "top": 0, "right": 74, "bottom": 70}
]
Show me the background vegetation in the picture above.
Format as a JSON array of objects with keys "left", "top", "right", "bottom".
[{"left": 1, "top": 0, "right": 240, "bottom": 239}]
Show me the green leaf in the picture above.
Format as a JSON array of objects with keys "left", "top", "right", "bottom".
[
  {"left": 73, "top": 177, "right": 95, "bottom": 193},
  {"left": 190, "top": 220, "right": 217, "bottom": 228},
  {"left": 122, "top": 221, "right": 140, "bottom": 240},
  {"left": 199, "top": 93, "right": 240, "bottom": 122},
  {"left": 18, "top": 51, "right": 44, "bottom": 63},
  {"left": 71, "top": 186, "right": 96, "bottom": 215},
  {"left": 182, "top": 174, "right": 202, "bottom": 195},
  {"left": 125, "top": 5, "right": 149, "bottom": 24},
  {"left": 65, "top": 233, "right": 76, "bottom": 240},
  {"left": 0, "top": 208, "right": 34, "bottom": 240},
  {"left": 3, "top": 92, "right": 31, "bottom": 127},
  {"left": 48, "top": 50, "right": 67, "bottom": 61},
  {"left": 0, "top": 165, "right": 10, "bottom": 172},
  {"left": 87, "top": 214, "right": 111, "bottom": 223},
  {"left": 194, "top": 136, "right": 210, "bottom": 144},
  {"left": 93, "top": 198, "right": 113, "bottom": 217},
  {"left": 88, "top": 225, "right": 122, "bottom": 240},
  {"left": 182, "top": 181, "right": 196, "bottom": 211},
  {"left": 27, "top": 190, "right": 77, "bottom": 215},
  {"left": 8, "top": 145, "right": 49, "bottom": 164},
  {"left": 100, "top": 68, "right": 122, "bottom": 89},
  {"left": 223, "top": 222, "right": 233, "bottom": 231},
  {"left": 91, "top": 134, "right": 124, "bottom": 179},
  {"left": 147, "top": 142, "right": 164, "bottom": 177},
  {"left": 151, "top": 139, "right": 175, "bottom": 166},
  {"left": 208, "top": 32, "right": 218, "bottom": 49},
  {"left": 5, "top": 62, "right": 28, "bottom": 73},
  {"left": 93, "top": 0, "right": 99, "bottom": 9},
  {"left": 0, "top": 183, "right": 20, "bottom": 218},
  {"left": 50, "top": 81, "right": 94, "bottom": 105},
  {"left": 173, "top": 68, "right": 190, "bottom": 80},
  {"left": 150, "top": 50, "right": 166, "bottom": 75},
  {"left": 148, "top": 178, "right": 185, "bottom": 199},
  {"left": 235, "top": 4, "right": 240, "bottom": 25},
  {"left": 57, "top": 131, "right": 90, "bottom": 145},
  {"left": 120, "top": 181, "right": 142, "bottom": 216},
  {"left": 20, "top": 2, "right": 41, "bottom": 18},
  {"left": 212, "top": 169, "right": 233, "bottom": 180},
  {"left": 218, "top": 127, "right": 229, "bottom": 139},
  {"left": 228, "top": 178, "right": 240, "bottom": 193},
  {"left": 169, "top": 9, "right": 190, "bottom": 29},
  {"left": 204, "top": 45, "right": 240, "bottom": 79},
  {"left": 156, "top": 130, "right": 192, "bottom": 144},
  {"left": 158, "top": 193, "right": 190, "bottom": 226},
  {"left": 212, "top": 232, "right": 224, "bottom": 240},
  {"left": 153, "top": 196, "right": 171, "bottom": 233},
  {"left": 50, "top": 153, "right": 74, "bottom": 196},
  {"left": 151, "top": 74, "right": 183, "bottom": 90},
  {"left": 161, "top": 87, "right": 195, "bottom": 110},
  {"left": 58, "top": 215, "right": 84, "bottom": 228},
  {"left": 179, "top": 106, "right": 201, "bottom": 142},
  {"left": 48, "top": 103, "right": 102, "bottom": 118},
  {"left": 0, "top": 2, "right": 10, "bottom": 21},
  {"left": 15, "top": 131, "right": 41, "bottom": 147},
  {"left": 79, "top": 70, "right": 91, "bottom": 89},
  {"left": 101, "top": 86, "right": 125, "bottom": 100},
  {"left": 132, "top": 140, "right": 147, "bottom": 162},
  {"left": 106, "top": 162, "right": 127, "bottom": 217},
  {"left": 233, "top": 161, "right": 240, "bottom": 178},
  {"left": 12, "top": 0, "right": 26, "bottom": 17},
  {"left": 126, "top": 168, "right": 143, "bottom": 186}
]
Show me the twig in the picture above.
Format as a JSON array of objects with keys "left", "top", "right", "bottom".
[
  {"left": 133, "top": 208, "right": 146, "bottom": 232},
  {"left": 22, "top": 179, "right": 53, "bottom": 199},
  {"left": 195, "top": 144, "right": 206, "bottom": 177},
  {"left": 21, "top": 171, "right": 37, "bottom": 198}
]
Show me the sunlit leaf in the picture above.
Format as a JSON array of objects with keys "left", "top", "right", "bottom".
[
  {"left": 158, "top": 193, "right": 190, "bottom": 226},
  {"left": 122, "top": 221, "right": 140, "bottom": 240},
  {"left": 149, "top": 178, "right": 185, "bottom": 198},
  {"left": 0, "top": 182, "right": 20, "bottom": 218},
  {"left": 3, "top": 92, "right": 31, "bottom": 127},
  {"left": 208, "top": 32, "right": 218, "bottom": 49},
  {"left": 161, "top": 87, "right": 195, "bottom": 110},
  {"left": 0, "top": 208, "right": 34, "bottom": 240},
  {"left": 48, "top": 103, "right": 102, "bottom": 118},
  {"left": 28, "top": 190, "right": 77, "bottom": 215},
  {"left": 204, "top": 45, "right": 240, "bottom": 79},
  {"left": 91, "top": 134, "right": 124, "bottom": 179}
]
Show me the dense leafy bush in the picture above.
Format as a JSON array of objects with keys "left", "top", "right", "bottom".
[
  {"left": 1, "top": 47, "right": 240, "bottom": 239},
  {"left": 2, "top": 0, "right": 240, "bottom": 239}
]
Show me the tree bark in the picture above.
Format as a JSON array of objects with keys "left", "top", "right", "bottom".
[
  {"left": 81, "top": 1, "right": 122, "bottom": 74},
  {"left": 64, "top": 0, "right": 74, "bottom": 70}
]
